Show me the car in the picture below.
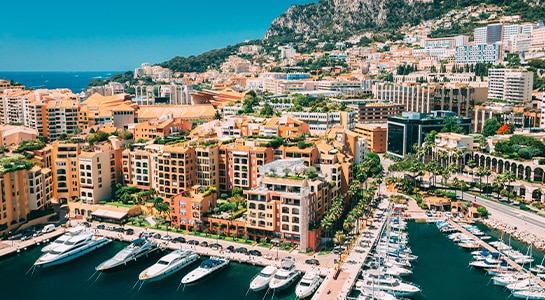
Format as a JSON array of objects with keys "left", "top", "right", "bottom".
[
  {"left": 96, "top": 224, "right": 105, "bottom": 230},
  {"left": 21, "top": 235, "right": 31, "bottom": 241},
  {"left": 425, "top": 211, "right": 433, "bottom": 217},
  {"left": 161, "top": 235, "right": 173, "bottom": 241},
  {"left": 105, "top": 225, "right": 115, "bottom": 231},
  {"left": 200, "top": 241, "right": 209, "bottom": 247},
  {"left": 249, "top": 250, "right": 262, "bottom": 256},
  {"left": 172, "top": 237, "right": 186, "bottom": 243},
  {"left": 305, "top": 259, "right": 320, "bottom": 266},
  {"left": 153, "top": 233, "right": 162, "bottom": 239},
  {"left": 82, "top": 222, "right": 91, "bottom": 227},
  {"left": 114, "top": 227, "right": 124, "bottom": 232},
  {"left": 226, "top": 245, "right": 235, "bottom": 252},
  {"left": 188, "top": 240, "right": 199, "bottom": 245},
  {"left": 236, "top": 247, "right": 248, "bottom": 254},
  {"left": 140, "top": 231, "right": 151, "bottom": 238},
  {"left": 125, "top": 228, "right": 134, "bottom": 235},
  {"left": 209, "top": 243, "right": 222, "bottom": 250}
]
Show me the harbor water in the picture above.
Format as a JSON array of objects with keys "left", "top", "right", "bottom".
[
  {"left": 0, "top": 241, "right": 297, "bottom": 300},
  {"left": 406, "top": 221, "right": 544, "bottom": 300},
  {"left": 2, "top": 222, "right": 544, "bottom": 300}
]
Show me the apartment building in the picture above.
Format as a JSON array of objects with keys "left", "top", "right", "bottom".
[
  {"left": 122, "top": 145, "right": 156, "bottom": 190},
  {"left": 286, "top": 111, "right": 355, "bottom": 135},
  {"left": 374, "top": 82, "right": 477, "bottom": 118},
  {"left": 326, "top": 126, "right": 367, "bottom": 163},
  {"left": 0, "top": 125, "right": 38, "bottom": 147},
  {"left": 27, "top": 166, "right": 53, "bottom": 211},
  {"left": 260, "top": 115, "right": 310, "bottom": 138},
  {"left": 455, "top": 43, "right": 502, "bottom": 64},
  {"left": 219, "top": 143, "right": 273, "bottom": 192},
  {"left": 78, "top": 93, "right": 135, "bottom": 131},
  {"left": 474, "top": 24, "right": 503, "bottom": 44},
  {"left": 78, "top": 151, "right": 112, "bottom": 204},
  {"left": 194, "top": 144, "right": 220, "bottom": 190},
  {"left": 245, "top": 160, "right": 332, "bottom": 250},
  {"left": 45, "top": 99, "right": 79, "bottom": 141},
  {"left": 0, "top": 90, "right": 32, "bottom": 126},
  {"left": 488, "top": 69, "right": 533, "bottom": 103},
  {"left": 0, "top": 169, "right": 30, "bottom": 236},
  {"left": 434, "top": 132, "right": 475, "bottom": 152},
  {"left": 155, "top": 145, "right": 196, "bottom": 199},
  {"left": 133, "top": 116, "right": 192, "bottom": 141},
  {"left": 170, "top": 185, "right": 218, "bottom": 230},
  {"left": 349, "top": 102, "right": 405, "bottom": 123},
  {"left": 52, "top": 142, "right": 81, "bottom": 204},
  {"left": 352, "top": 123, "right": 388, "bottom": 153}
]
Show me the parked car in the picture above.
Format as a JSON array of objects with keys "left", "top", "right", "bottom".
[
  {"left": 153, "top": 233, "right": 162, "bottom": 239},
  {"left": 172, "top": 237, "right": 186, "bottom": 243},
  {"left": 305, "top": 259, "right": 320, "bottom": 266},
  {"left": 236, "top": 247, "right": 248, "bottom": 254},
  {"left": 209, "top": 243, "right": 222, "bottom": 250},
  {"left": 96, "top": 224, "right": 105, "bottom": 230},
  {"left": 140, "top": 231, "right": 151, "bottom": 238},
  {"left": 114, "top": 227, "right": 124, "bottom": 232},
  {"left": 105, "top": 225, "right": 115, "bottom": 231},
  {"left": 226, "top": 245, "right": 235, "bottom": 252},
  {"left": 125, "top": 228, "right": 134, "bottom": 235},
  {"left": 249, "top": 250, "right": 262, "bottom": 256},
  {"left": 161, "top": 235, "right": 173, "bottom": 241},
  {"left": 188, "top": 240, "right": 199, "bottom": 245},
  {"left": 200, "top": 241, "right": 209, "bottom": 247}
]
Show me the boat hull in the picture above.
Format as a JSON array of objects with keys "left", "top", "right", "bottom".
[
  {"left": 96, "top": 246, "right": 159, "bottom": 272},
  {"left": 269, "top": 274, "right": 300, "bottom": 291},
  {"left": 181, "top": 261, "right": 229, "bottom": 285},
  {"left": 35, "top": 238, "right": 111, "bottom": 268},
  {"left": 139, "top": 254, "right": 199, "bottom": 283}
]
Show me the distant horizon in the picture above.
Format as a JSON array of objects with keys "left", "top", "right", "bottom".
[{"left": 0, "top": 1, "right": 316, "bottom": 72}]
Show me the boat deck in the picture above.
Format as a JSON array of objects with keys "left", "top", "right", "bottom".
[{"left": 447, "top": 219, "right": 545, "bottom": 288}]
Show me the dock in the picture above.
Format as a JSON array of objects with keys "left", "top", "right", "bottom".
[
  {"left": 0, "top": 230, "right": 63, "bottom": 258},
  {"left": 312, "top": 197, "right": 392, "bottom": 300},
  {"left": 446, "top": 219, "right": 545, "bottom": 287}
]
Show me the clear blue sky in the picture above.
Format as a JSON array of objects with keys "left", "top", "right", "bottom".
[{"left": 0, "top": 0, "right": 316, "bottom": 71}]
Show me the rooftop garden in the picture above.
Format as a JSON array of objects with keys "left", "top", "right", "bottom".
[
  {"left": 494, "top": 135, "right": 545, "bottom": 160},
  {"left": 14, "top": 140, "right": 46, "bottom": 153},
  {"left": 0, "top": 155, "right": 34, "bottom": 174}
]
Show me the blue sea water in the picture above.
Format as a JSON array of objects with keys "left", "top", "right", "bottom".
[{"left": 0, "top": 71, "right": 121, "bottom": 93}]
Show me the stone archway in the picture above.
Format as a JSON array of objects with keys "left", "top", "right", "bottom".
[
  {"left": 492, "top": 158, "right": 498, "bottom": 172},
  {"left": 505, "top": 162, "right": 511, "bottom": 174},
  {"left": 525, "top": 166, "right": 532, "bottom": 181},
  {"left": 534, "top": 168, "right": 544, "bottom": 183},
  {"left": 498, "top": 160, "right": 504, "bottom": 173},
  {"left": 516, "top": 164, "right": 522, "bottom": 179}
]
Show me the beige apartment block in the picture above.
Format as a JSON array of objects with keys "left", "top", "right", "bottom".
[{"left": 78, "top": 151, "right": 112, "bottom": 204}]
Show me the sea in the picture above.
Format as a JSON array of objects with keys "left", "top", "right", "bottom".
[
  {"left": 0, "top": 71, "right": 121, "bottom": 93},
  {"left": 1, "top": 222, "right": 542, "bottom": 300}
]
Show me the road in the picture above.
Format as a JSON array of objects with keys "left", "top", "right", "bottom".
[{"left": 460, "top": 190, "right": 545, "bottom": 229}]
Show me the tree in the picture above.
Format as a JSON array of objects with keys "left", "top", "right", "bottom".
[
  {"left": 214, "top": 110, "right": 222, "bottom": 120},
  {"left": 482, "top": 118, "right": 501, "bottom": 137},
  {"left": 441, "top": 117, "right": 465, "bottom": 134},
  {"left": 335, "top": 230, "right": 345, "bottom": 247},
  {"left": 476, "top": 206, "right": 488, "bottom": 217},
  {"left": 231, "top": 187, "right": 243, "bottom": 197}
]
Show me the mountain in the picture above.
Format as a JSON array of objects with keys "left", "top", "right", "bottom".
[{"left": 264, "top": 0, "right": 545, "bottom": 42}]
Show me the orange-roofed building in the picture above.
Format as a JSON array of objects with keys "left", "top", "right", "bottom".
[
  {"left": 261, "top": 115, "right": 310, "bottom": 138},
  {"left": 170, "top": 185, "right": 218, "bottom": 230},
  {"left": 133, "top": 117, "right": 193, "bottom": 141}
]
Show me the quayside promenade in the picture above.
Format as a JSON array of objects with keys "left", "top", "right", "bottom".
[{"left": 313, "top": 196, "right": 392, "bottom": 300}]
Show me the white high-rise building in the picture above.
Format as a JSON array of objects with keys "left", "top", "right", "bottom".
[{"left": 488, "top": 69, "right": 534, "bottom": 103}]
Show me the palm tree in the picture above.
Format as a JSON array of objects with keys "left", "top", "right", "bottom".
[
  {"left": 503, "top": 171, "right": 516, "bottom": 202},
  {"left": 321, "top": 216, "right": 334, "bottom": 248},
  {"left": 493, "top": 175, "right": 506, "bottom": 200},
  {"left": 335, "top": 230, "right": 345, "bottom": 247}
]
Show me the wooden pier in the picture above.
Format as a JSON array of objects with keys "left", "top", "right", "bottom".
[{"left": 447, "top": 219, "right": 545, "bottom": 287}]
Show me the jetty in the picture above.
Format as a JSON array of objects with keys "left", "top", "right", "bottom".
[
  {"left": 0, "top": 229, "right": 63, "bottom": 257},
  {"left": 446, "top": 219, "right": 545, "bottom": 287},
  {"left": 312, "top": 196, "right": 392, "bottom": 300}
]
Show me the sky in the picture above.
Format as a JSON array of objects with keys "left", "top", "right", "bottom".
[{"left": 0, "top": 0, "right": 316, "bottom": 72}]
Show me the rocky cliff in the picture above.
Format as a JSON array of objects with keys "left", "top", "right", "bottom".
[{"left": 264, "top": 0, "right": 435, "bottom": 41}]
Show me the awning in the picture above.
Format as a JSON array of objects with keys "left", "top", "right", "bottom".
[{"left": 91, "top": 209, "right": 127, "bottom": 220}]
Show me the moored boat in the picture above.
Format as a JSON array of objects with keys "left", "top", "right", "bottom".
[
  {"left": 96, "top": 238, "right": 158, "bottom": 271},
  {"left": 269, "top": 257, "right": 299, "bottom": 291},
  {"left": 35, "top": 229, "right": 111, "bottom": 267},
  {"left": 139, "top": 249, "right": 199, "bottom": 282},
  {"left": 181, "top": 256, "right": 229, "bottom": 285},
  {"left": 249, "top": 265, "right": 278, "bottom": 292},
  {"left": 295, "top": 271, "right": 322, "bottom": 298}
]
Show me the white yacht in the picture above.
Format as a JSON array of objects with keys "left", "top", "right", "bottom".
[
  {"left": 181, "top": 256, "right": 229, "bottom": 284},
  {"left": 295, "top": 271, "right": 322, "bottom": 298},
  {"left": 506, "top": 278, "right": 542, "bottom": 292},
  {"left": 512, "top": 287, "right": 545, "bottom": 299},
  {"left": 96, "top": 238, "right": 158, "bottom": 271},
  {"left": 357, "top": 270, "right": 420, "bottom": 297},
  {"left": 357, "top": 289, "right": 398, "bottom": 300},
  {"left": 269, "top": 257, "right": 300, "bottom": 291},
  {"left": 41, "top": 226, "right": 87, "bottom": 253},
  {"left": 35, "top": 230, "right": 111, "bottom": 267},
  {"left": 139, "top": 249, "right": 199, "bottom": 282},
  {"left": 492, "top": 272, "right": 531, "bottom": 287},
  {"left": 249, "top": 266, "right": 277, "bottom": 292}
]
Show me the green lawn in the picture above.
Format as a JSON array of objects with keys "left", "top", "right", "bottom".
[{"left": 106, "top": 201, "right": 135, "bottom": 208}]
